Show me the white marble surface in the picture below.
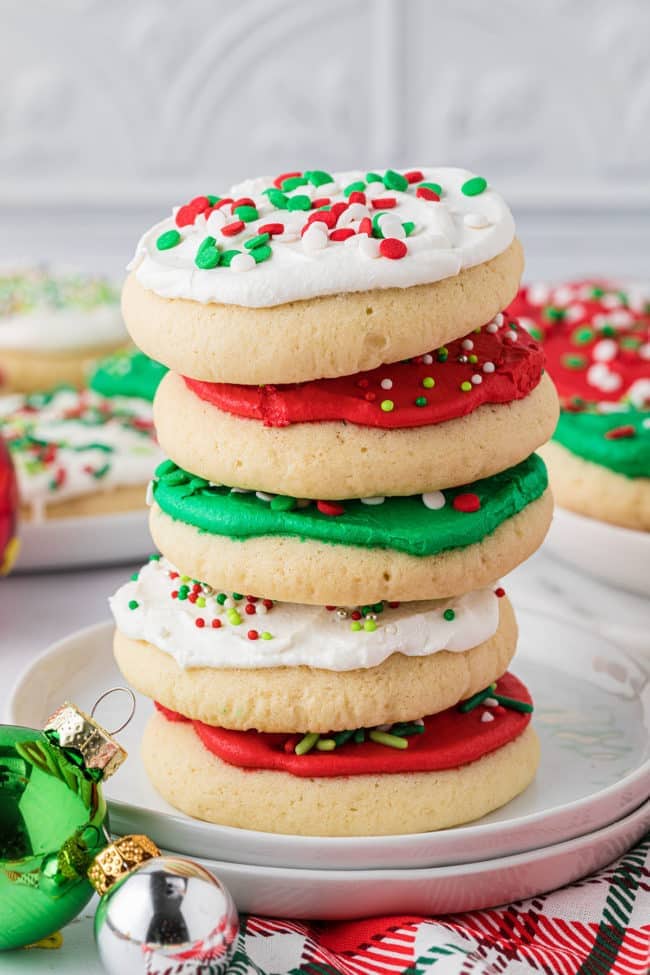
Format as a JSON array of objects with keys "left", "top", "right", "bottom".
[{"left": 0, "top": 541, "right": 648, "bottom": 973}]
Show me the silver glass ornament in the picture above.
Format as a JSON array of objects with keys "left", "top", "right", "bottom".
[{"left": 94, "top": 854, "right": 239, "bottom": 974}]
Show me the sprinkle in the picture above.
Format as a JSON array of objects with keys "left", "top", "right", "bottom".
[
  {"left": 371, "top": 197, "right": 397, "bottom": 209},
  {"left": 360, "top": 496, "right": 385, "bottom": 505},
  {"left": 414, "top": 396, "right": 428, "bottom": 406},
  {"left": 258, "top": 222, "right": 284, "bottom": 236},
  {"left": 383, "top": 169, "right": 408, "bottom": 192},
  {"left": 460, "top": 381, "right": 472, "bottom": 392},
  {"left": 380, "top": 378, "right": 393, "bottom": 390},
  {"left": 316, "top": 500, "right": 345, "bottom": 516},
  {"left": 369, "top": 729, "right": 408, "bottom": 749},
  {"left": 211, "top": 619, "right": 222, "bottom": 629},
  {"left": 261, "top": 631, "right": 272, "bottom": 640},
  {"left": 128, "top": 599, "right": 139, "bottom": 610},
  {"left": 422, "top": 354, "right": 433, "bottom": 364},
  {"left": 481, "top": 711, "right": 495, "bottom": 723},
  {"left": 195, "top": 618, "right": 205, "bottom": 628},
  {"left": 453, "top": 492, "right": 481, "bottom": 512},
  {"left": 461, "top": 339, "right": 474, "bottom": 351},
  {"left": 350, "top": 621, "right": 362, "bottom": 632},
  {"left": 316, "top": 738, "right": 336, "bottom": 751},
  {"left": 494, "top": 694, "right": 534, "bottom": 714},
  {"left": 295, "top": 732, "right": 319, "bottom": 756},
  {"left": 482, "top": 361, "right": 496, "bottom": 373},
  {"left": 416, "top": 186, "right": 440, "bottom": 202},
  {"left": 244, "top": 233, "right": 271, "bottom": 250},
  {"left": 379, "top": 237, "right": 407, "bottom": 259},
  {"left": 380, "top": 399, "right": 394, "bottom": 412},
  {"left": 364, "top": 619, "right": 377, "bottom": 632},
  {"left": 422, "top": 376, "right": 435, "bottom": 389},
  {"left": 221, "top": 220, "right": 245, "bottom": 237},
  {"left": 287, "top": 194, "right": 312, "bottom": 212},
  {"left": 471, "top": 374, "right": 482, "bottom": 385},
  {"left": 230, "top": 252, "right": 256, "bottom": 273},
  {"left": 233, "top": 205, "right": 258, "bottom": 222},
  {"left": 422, "top": 491, "right": 445, "bottom": 510},
  {"left": 156, "top": 229, "right": 182, "bottom": 250},
  {"left": 605, "top": 425, "right": 635, "bottom": 440},
  {"left": 443, "top": 608, "right": 455, "bottom": 621},
  {"left": 461, "top": 176, "right": 487, "bottom": 196},
  {"left": 459, "top": 684, "right": 496, "bottom": 713},
  {"left": 247, "top": 629, "right": 258, "bottom": 640},
  {"left": 195, "top": 237, "right": 220, "bottom": 269},
  {"left": 494, "top": 587, "right": 506, "bottom": 598}
]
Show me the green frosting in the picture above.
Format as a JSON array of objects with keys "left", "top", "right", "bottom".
[
  {"left": 152, "top": 454, "right": 548, "bottom": 557},
  {"left": 553, "top": 410, "right": 650, "bottom": 478},
  {"left": 90, "top": 349, "right": 167, "bottom": 402}
]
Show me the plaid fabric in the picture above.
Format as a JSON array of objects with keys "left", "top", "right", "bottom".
[{"left": 226, "top": 832, "right": 650, "bottom": 975}]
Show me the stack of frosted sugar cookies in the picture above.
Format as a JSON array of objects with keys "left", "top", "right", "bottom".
[
  {"left": 511, "top": 279, "right": 649, "bottom": 531},
  {"left": 0, "top": 268, "right": 126, "bottom": 393},
  {"left": 112, "top": 166, "right": 558, "bottom": 836}
]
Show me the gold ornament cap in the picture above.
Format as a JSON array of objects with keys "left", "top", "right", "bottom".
[
  {"left": 44, "top": 703, "right": 128, "bottom": 781},
  {"left": 88, "top": 834, "right": 160, "bottom": 896}
]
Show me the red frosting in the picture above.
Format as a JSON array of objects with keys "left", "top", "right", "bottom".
[
  {"left": 155, "top": 672, "right": 532, "bottom": 778},
  {"left": 508, "top": 280, "right": 650, "bottom": 408},
  {"left": 184, "top": 316, "right": 544, "bottom": 429}
]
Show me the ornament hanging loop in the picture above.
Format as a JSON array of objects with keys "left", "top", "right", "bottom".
[{"left": 90, "top": 687, "right": 136, "bottom": 736}]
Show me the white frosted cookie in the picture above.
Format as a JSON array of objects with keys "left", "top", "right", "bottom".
[
  {"left": 0, "top": 387, "right": 163, "bottom": 521},
  {"left": 0, "top": 268, "right": 126, "bottom": 393},
  {"left": 124, "top": 167, "right": 523, "bottom": 383}
]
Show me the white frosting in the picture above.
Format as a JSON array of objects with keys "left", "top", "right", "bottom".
[
  {"left": 130, "top": 167, "right": 515, "bottom": 308},
  {"left": 0, "top": 389, "right": 163, "bottom": 519},
  {"left": 110, "top": 557, "right": 501, "bottom": 671},
  {"left": 0, "top": 268, "right": 125, "bottom": 350}
]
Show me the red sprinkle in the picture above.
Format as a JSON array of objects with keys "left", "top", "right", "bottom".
[
  {"left": 189, "top": 195, "right": 210, "bottom": 212},
  {"left": 246, "top": 595, "right": 258, "bottom": 602},
  {"left": 312, "top": 197, "right": 331, "bottom": 208},
  {"left": 405, "top": 170, "right": 424, "bottom": 184},
  {"left": 247, "top": 629, "right": 259, "bottom": 641},
  {"left": 192, "top": 583, "right": 202, "bottom": 592},
  {"left": 175, "top": 204, "right": 197, "bottom": 227},
  {"left": 494, "top": 587, "right": 506, "bottom": 598},
  {"left": 211, "top": 619, "right": 222, "bottom": 629},
  {"left": 605, "top": 424, "right": 636, "bottom": 440},
  {"left": 221, "top": 220, "right": 245, "bottom": 237},
  {"left": 348, "top": 191, "right": 366, "bottom": 205},
  {"left": 364, "top": 391, "right": 376, "bottom": 402},
  {"left": 330, "top": 202, "right": 348, "bottom": 220},
  {"left": 214, "top": 197, "right": 233, "bottom": 210},
  {"left": 453, "top": 493, "right": 481, "bottom": 513},
  {"left": 258, "top": 222, "right": 284, "bottom": 236},
  {"left": 358, "top": 216, "right": 372, "bottom": 236},
  {"left": 330, "top": 227, "right": 356, "bottom": 242},
  {"left": 169, "top": 571, "right": 179, "bottom": 579},
  {"left": 356, "top": 378, "right": 369, "bottom": 388},
  {"left": 245, "top": 603, "right": 256, "bottom": 615},
  {"left": 351, "top": 611, "right": 362, "bottom": 621},
  {"left": 388, "top": 601, "right": 401, "bottom": 608},
  {"left": 379, "top": 238, "right": 407, "bottom": 260},
  {"left": 283, "top": 736, "right": 299, "bottom": 754},
  {"left": 416, "top": 186, "right": 440, "bottom": 202},
  {"left": 188, "top": 593, "right": 198, "bottom": 604},
  {"left": 262, "top": 599, "right": 274, "bottom": 610},
  {"left": 371, "top": 197, "right": 397, "bottom": 209},
  {"left": 325, "top": 605, "right": 336, "bottom": 611},
  {"left": 317, "top": 500, "right": 345, "bottom": 517},
  {"left": 308, "top": 210, "right": 337, "bottom": 229},
  {"left": 195, "top": 617, "right": 205, "bottom": 628},
  {"left": 273, "top": 171, "right": 302, "bottom": 189},
  {"left": 171, "top": 590, "right": 179, "bottom": 599},
  {"left": 230, "top": 197, "right": 255, "bottom": 212}
]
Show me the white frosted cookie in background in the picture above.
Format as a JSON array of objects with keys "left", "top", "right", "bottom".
[
  {"left": 124, "top": 167, "right": 523, "bottom": 383},
  {"left": 0, "top": 267, "right": 127, "bottom": 393}
]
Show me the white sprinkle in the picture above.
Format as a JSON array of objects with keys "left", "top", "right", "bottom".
[
  {"left": 255, "top": 491, "right": 274, "bottom": 502},
  {"left": 360, "top": 496, "right": 385, "bottom": 506},
  {"left": 302, "top": 224, "right": 328, "bottom": 253},
  {"left": 471, "top": 374, "right": 482, "bottom": 385},
  {"left": 380, "top": 378, "right": 393, "bottom": 390},
  {"left": 338, "top": 202, "right": 369, "bottom": 226},
  {"left": 602, "top": 293, "right": 622, "bottom": 309},
  {"left": 483, "top": 361, "right": 496, "bottom": 373},
  {"left": 592, "top": 339, "right": 618, "bottom": 363},
  {"left": 377, "top": 213, "right": 405, "bottom": 239},
  {"left": 527, "top": 283, "right": 550, "bottom": 306},
  {"left": 464, "top": 212, "right": 490, "bottom": 229},
  {"left": 481, "top": 711, "right": 495, "bottom": 723},
  {"left": 224, "top": 597, "right": 235, "bottom": 609},
  {"left": 486, "top": 323, "right": 499, "bottom": 334},
  {"left": 461, "top": 339, "right": 474, "bottom": 351},
  {"left": 205, "top": 209, "right": 226, "bottom": 232},
  {"left": 505, "top": 330, "right": 518, "bottom": 342},
  {"left": 642, "top": 417, "right": 650, "bottom": 429},
  {"left": 628, "top": 378, "right": 650, "bottom": 408},
  {"left": 274, "top": 232, "right": 300, "bottom": 243},
  {"left": 422, "top": 354, "right": 433, "bottom": 364},
  {"left": 145, "top": 480, "right": 155, "bottom": 506},
  {"left": 256, "top": 603, "right": 268, "bottom": 615},
  {"left": 230, "top": 486, "right": 250, "bottom": 494},
  {"left": 358, "top": 235, "right": 380, "bottom": 259},
  {"left": 230, "top": 252, "right": 256, "bottom": 273},
  {"left": 493, "top": 312, "right": 505, "bottom": 327},
  {"left": 639, "top": 343, "right": 650, "bottom": 360},
  {"left": 484, "top": 697, "right": 499, "bottom": 707},
  {"left": 553, "top": 285, "right": 573, "bottom": 305},
  {"left": 422, "top": 491, "right": 445, "bottom": 510},
  {"left": 566, "top": 303, "right": 586, "bottom": 322}
]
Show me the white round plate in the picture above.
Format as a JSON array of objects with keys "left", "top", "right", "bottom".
[
  {"left": 13, "top": 509, "right": 153, "bottom": 571},
  {"left": 546, "top": 506, "right": 650, "bottom": 597},
  {"left": 8, "top": 608, "right": 650, "bottom": 870},
  {"left": 178, "top": 799, "right": 650, "bottom": 918}
]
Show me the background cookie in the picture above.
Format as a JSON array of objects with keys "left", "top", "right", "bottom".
[{"left": 90, "top": 347, "right": 167, "bottom": 402}]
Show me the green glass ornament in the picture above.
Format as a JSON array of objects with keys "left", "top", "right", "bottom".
[{"left": 0, "top": 703, "right": 127, "bottom": 950}]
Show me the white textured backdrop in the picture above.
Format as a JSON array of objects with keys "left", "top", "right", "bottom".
[{"left": 1, "top": 0, "right": 649, "bottom": 278}]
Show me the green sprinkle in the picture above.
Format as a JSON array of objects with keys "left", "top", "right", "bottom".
[
  {"left": 461, "top": 176, "right": 487, "bottom": 196},
  {"left": 572, "top": 327, "right": 594, "bottom": 345},
  {"left": 353, "top": 729, "right": 366, "bottom": 744},
  {"left": 156, "top": 229, "right": 181, "bottom": 250},
  {"left": 418, "top": 181, "right": 442, "bottom": 195},
  {"left": 562, "top": 354, "right": 587, "bottom": 370},
  {"left": 216, "top": 593, "right": 227, "bottom": 605},
  {"left": 528, "top": 325, "right": 544, "bottom": 342},
  {"left": 316, "top": 738, "right": 336, "bottom": 751},
  {"left": 295, "top": 732, "right": 319, "bottom": 755},
  {"left": 460, "top": 381, "right": 472, "bottom": 392},
  {"left": 402, "top": 221, "right": 415, "bottom": 236},
  {"left": 415, "top": 396, "right": 428, "bottom": 407},
  {"left": 234, "top": 205, "right": 259, "bottom": 222},
  {"left": 373, "top": 602, "right": 384, "bottom": 613},
  {"left": 249, "top": 244, "right": 272, "bottom": 264},
  {"left": 383, "top": 169, "right": 408, "bottom": 192},
  {"left": 422, "top": 376, "right": 435, "bottom": 389},
  {"left": 344, "top": 180, "right": 366, "bottom": 196},
  {"left": 227, "top": 609, "right": 242, "bottom": 625},
  {"left": 369, "top": 729, "right": 408, "bottom": 749},
  {"left": 207, "top": 195, "right": 220, "bottom": 206},
  {"left": 149, "top": 553, "right": 161, "bottom": 561},
  {"left": 334, "top": 730, "right": 355, "bottom": 746},
  {"left": 195, "top": 236, "right": 220, "bottom": 270},
  {"left": 437, "top": 347, "right": 448, "bottom": 362},
  {"left": 380, "top": 399, "right": 394, "bottom": 412},
  {"left": 219, "top": 249, "right": 241, "bottom": 267},
  {"left": 621, "top": 336, "right": 641, "bottom": 349},
  {"left": 261, "top": 631, "right": 272, "bottom": 640},
  {"left": 600, "top": 324, "right": 616, "bottom": 337},
  {"left": 371, "top": 212, "right": 387, "bottom": 238},
  {"left": 263, "top": 188, "right": 288, "bottom": 209},
  {"left": 366, "top": 171, "right": 383, "bottom": 183},
  {"left": 363, "top": 619, "right": 377, "bottom": 632},
  {"left": 591, "top": 286, "right": 605, "bottom": 298},
  {"left": 391, "top": 722, "right": 426, "bottom": 737},
  {"left": 281, "top": 176, "right": 307, "bottom": 191},
  {"left": 287, "top": 194, "right": 311, "bottom": 211},
  {"left": 131, "top": 571, "right": 139, "bottom": 581},
  {"left": 196, "top": 597, "right": 206, "bottom": 608},
  {"left": 91, "top": 463, "right": 111, "bottom": 479},
  {"left": 305, "top": 170, "right": 333, "bottom": 187},
  {"left": 468, "top": 354, "right": 478, "bottom": 364},
  {"left": 543, "top": 306, "right": 566, "bottom": 323},
  {"left": 232, "top": 593, "right": 243, "bottom": 601},
  {"left": 270, "top": 495, "right": 297, "bottom": 511},
  {"left": 459, "top": 684, "right": 496, "bottom": 713},
  {"left": 245, "top": 233, "right": 271, "bottom": 250},
  {"left": 128, "top": 599, "right": 139, "bottom": 610},
  {"left": 494, "top": 694, "right": 534, "bottom": 713},
  {"left": 443, "top": 608, "right": 455, "bottom": 621},
  {"left": 350, "top": 621, "right": 362, "bottom": 632}
]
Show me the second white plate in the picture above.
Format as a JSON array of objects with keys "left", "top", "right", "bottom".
[{"left": 8, "top": 607, "right": 650, "bottom": 871}]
